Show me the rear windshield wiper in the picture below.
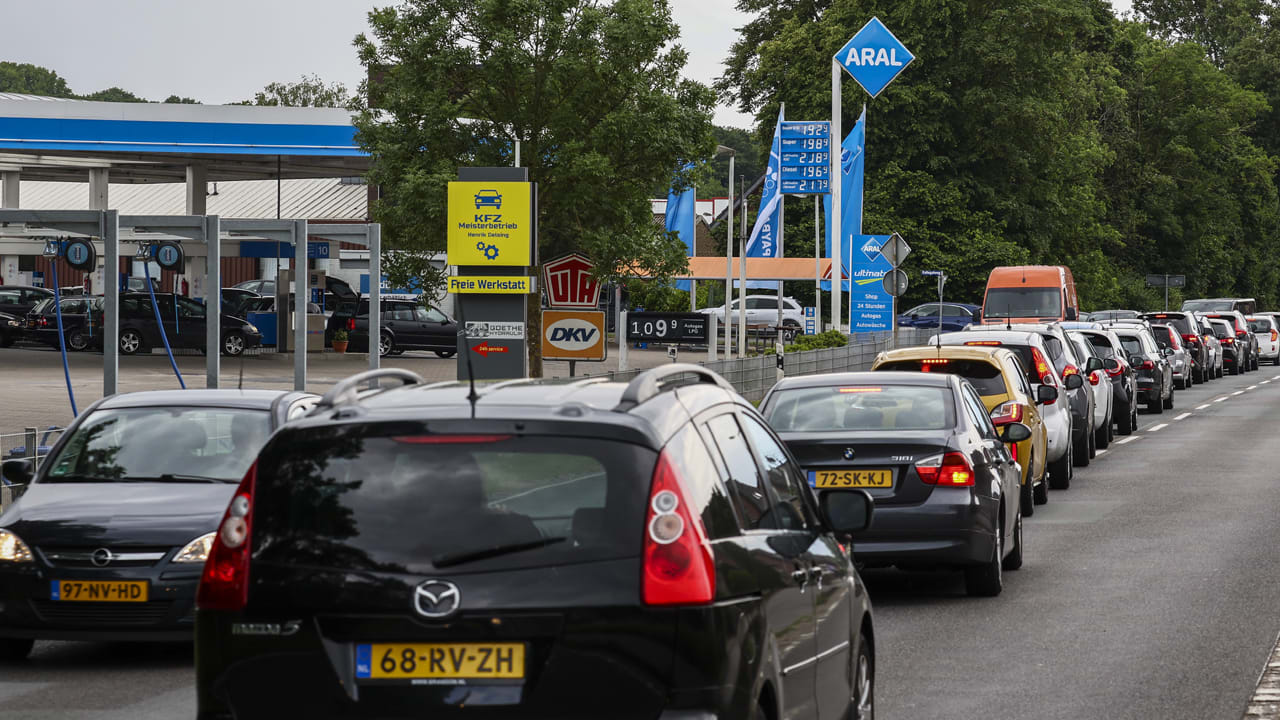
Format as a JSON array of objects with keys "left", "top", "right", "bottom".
[
  {"left": 122, "top": 474, "right": 227, "bottom": 484},
  {"left": 432, "top": 537, "right": 567, "bottom": 569}
]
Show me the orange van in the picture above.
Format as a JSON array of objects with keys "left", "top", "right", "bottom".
[{"left": 981, "top": 265, "right": 1079, "bottom": 324}]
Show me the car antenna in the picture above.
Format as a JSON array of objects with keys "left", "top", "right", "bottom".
[
  {"left": 455, "top": 298, "right": 480, "bottom": 419},
  {"left": 1006, "top": 302, "right": 1012, "bottom": 332}
]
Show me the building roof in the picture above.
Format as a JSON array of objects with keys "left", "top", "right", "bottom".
[
  {"left": 15, "top": 177, "right": 367, "bottom": 221},
  {"left": 0, "top": 94, "right": 368, "bottom": 183}
]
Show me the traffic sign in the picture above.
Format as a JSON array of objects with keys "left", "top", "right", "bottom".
[
  {"left": 882, "top": 268, "right": 908, "bottom": 296},
  {"left": 1145, "top": 274, "right": 1186, "bottom": 288},
  {"left": 921, "top": 270, "right": 943, "bottom": 276},
  {"left": 879, "top": 233, "right": 911, "bottom": 266},
  {"left": 779, "top": 121, "right": 831, "bottom": 195},
  {"left": 836, "top": 17, "right": 916, "bottom": 99}
]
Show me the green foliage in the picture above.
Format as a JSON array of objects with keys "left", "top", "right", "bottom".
[
  {"left": 81, "top": 87, "right": 147, "bottom": 103},
  {"left": 0, "top": 62, "right": 74, "bottom": 97},
  {"left": 786, "top": 329, "right": 848, "bottom": 353},
  {"left": 243, "top": 74, "right": 351, "bottom": 108}
]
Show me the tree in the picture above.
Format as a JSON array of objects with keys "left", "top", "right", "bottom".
[
  {"left": 0, "top": 62, "right": 74, "bottom": 97},
  {"left": 353, "top": 0, "right": 717, "bottom": 373},
  {"left": 163, "top": 95, "right": 200, "bottom": 104},
  {"left": 81, "top": 87, "right": 147, "bottom": 103},
  {"left": 245, "top": 74, "right": 350, "bottom": 108}
]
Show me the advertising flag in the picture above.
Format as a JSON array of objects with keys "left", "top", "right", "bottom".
[{"left": 745, "top": 110, "right": 783, "bottom": 258}]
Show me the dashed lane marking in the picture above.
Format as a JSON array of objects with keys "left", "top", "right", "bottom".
[
  {"left": 1174, "top": 413, "right": 1191, "bottom": 421},
  {"left": 1215, "top": 396, "right": 1230, "bottom": 403},
  {"left": 1234, "top": 390, "right": 1246, "bottom": 396},
  {"left": 1095, "top": 449, "right": 1106, "bottom": 456},
  {"left": 1197, "top": 404, "right": 1211, "bottom": 410},
  {"left": 1249, "top": 385, "right": 1259, "bottom": 390},
  {"left": 1148, "top": 423, "right": 1169, "bottom": 432},
  {"left": 1116, "top": 436, "right": 1141, "bottom": 445}
]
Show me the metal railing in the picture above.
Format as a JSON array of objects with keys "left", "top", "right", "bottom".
[{"left": 0, "top": 426, "right": 64, "bottom": 513}]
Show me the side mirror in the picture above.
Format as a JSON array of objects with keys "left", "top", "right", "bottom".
[
  {"left": 1065, "top": 307, "right": 1079, "bottom": 321},
  {"left": 1085, "top": 357, "right": 1104, "bottom": 373},
  {"left": 1, "top": 458, "right": 33, "bottom": 486},
  {"left": 1162, "top": 347, "right": 1174, "bottom": 357},
  {"left": 910, "top": 313, "right": 919, "bottom": 320},
  {"left": 1064, "top": 373, "right": 1084, "bottom": 390},
  {"left": 1000, "top": 422, "right": 1032, "bottom": 444},
  {"left": 1036, "top": 385, "right": 1059, "bottom": 404},
  {"left": 1103, "top": 358, "right": 1120, "bottom": 371},
  {"left": 820, "top": 489, "right": 874, "bottom": 535}
]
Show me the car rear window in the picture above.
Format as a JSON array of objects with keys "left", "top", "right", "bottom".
[
  {"left": 1183, "top": 300, "right": 1234, "bottom": 312},
  {"left": 252, "top": 426, "right": 655, "bottom": 574},
  {"left": 1083, "top": 334, "right": 1115, "bottom": 356},
  {"left": 875, "top": 359, "right": 1008, "bottom": 396},
  {"left": 1144, "top": 314, "right": 1191, "bottom": 334},
  {"left": 1248, "top": 318, "right": 1273, "bottom": 332},
  {"left": 764, "top": 385, "right": 953, "bottom": 432},
  {"left": 1118, "top": 335, "right": 1143, "bottom": 356}
]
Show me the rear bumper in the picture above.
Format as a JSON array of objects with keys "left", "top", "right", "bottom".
[{"left": 853, "top": 490, "right": 997, "bottom": 567}]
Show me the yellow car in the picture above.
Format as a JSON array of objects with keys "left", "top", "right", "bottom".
[{"left": 871, "top": 346, "right": 1050, "bottom": 515}]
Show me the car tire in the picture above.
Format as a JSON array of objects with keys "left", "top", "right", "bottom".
[
  {"left": 1002, "top": 507, "right": 1023, "bottom": 571},
  {"left": 1087, "top": 421, "right": 1096, "bottom": 459},
  {"left": 0, "top": 638, "right": 33, "bottom": 662},
  {"left": 851, "top": 632, "right": 874, "bottom": 720},
  {"left": 1049, "top": 440, "right": 1071, "bottom": 490},
  {"left": 964, "top": 517, "right": 1004, "bottom": 597},
  {"left": 1095, "top": 417, "right": 1110, "bottom": 449},
  {"left": 1116, "top": 402, "right": 1134, "bottom": 435},
  {"left": 1073, "top": 428, "right": 1091, "bottom": 467},
  {"left": 118, "top": 328, "right": 143, "bottom": 355},
  {"left": 222, "top": 331, "right": 246, "bottom": 357},
  {"left": 1253, "top": 355, "right": 1260, "bottom": 371},
  {"left": 66, "top": 330, "right": 89, "bottom": 352},
  {"left": 379, "top": 331, "right": 394, "bottom": 358},
  {"left": 435, "top": 350, "right": 456, "bottom": 359},
  {"left": 1033, "top": 473, "right": 1049, "bottom": 504},
  {"left": 0, "top": 330, "right": 13, "bottom": 348},
  {"left": 1020, "top": 472, "right": 1034, "bottom": 517},
  {"left": 1163, "top": 387, "right": 1174, "bottom": 409},
  {"left": 1149, "top": 389, "right": 1164, "bottom": 413}
]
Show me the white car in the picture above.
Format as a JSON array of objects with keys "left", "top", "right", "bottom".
[
  {"left": 700, "top": 295, "right": 805, "bottom": 333},
  {"left": 1248, "top": 315, "right": 1280, "bottom": 365},
  {"left": 1068, "top": 331, "right": 1115, "bottom": 450}
]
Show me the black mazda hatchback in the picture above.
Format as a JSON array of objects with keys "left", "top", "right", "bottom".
[
  {"left": 194, "top": 366, "right": 876, "bottom": 720},
  {"left": 0, "top": 389, "right": 315, "bottom": 661}
]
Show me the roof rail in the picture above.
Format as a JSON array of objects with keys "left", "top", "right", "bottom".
[
  {"left": 613, "top": 364, "right": 734, "bottom": 412},
  {"left": 315, "top": 368, "right": 424, "bottom": 411}
]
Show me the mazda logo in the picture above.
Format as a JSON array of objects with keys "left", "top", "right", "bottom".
[
  {"left": 413, "top": 580, "right": 461, "bottom": 619},
  {"left": 843, "top": 448, "right": 857, "bottom": 461},
  {"left": 90, "top": 548, "right": 113, "bottom": 567}
]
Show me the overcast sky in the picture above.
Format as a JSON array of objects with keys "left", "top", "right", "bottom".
[{"left": 4, "top": 0, "right": 1134, "bottom": 131}]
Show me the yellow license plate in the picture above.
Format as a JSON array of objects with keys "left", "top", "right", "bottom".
[
  {"left": 355, "top": 643, "right": 525, "bottom": 680},
  {"left": 810, "top": 468, "right": 892, "bottom": 489},
  {"left": 50, "top": 580, "right": 148, "bottom": 602}
]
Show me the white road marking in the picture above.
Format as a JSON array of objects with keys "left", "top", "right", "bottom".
[
  {"left": 1215, "top": 396, "right": 1230, "bottom": 403},
  {"left": 1233, "top": 390, "right": 1245, "bottom": 396},
  {"left": 1116, "top": 436, "right": 1141, "bottom": 445},
  {"left": 1095, "top": 449, "right": 1106, "bottom": 456},
  {"left": 1249, "top": 385, "right": 1259, "bottom": 390},
  {"left": 1244, "top": 629, "right": 1280, "bottom": 718},
  {"left": 1174, "top": 413, "right": 1191, "bottom": 421},
  {"left": 1148, "top": 423, "right": 1169, "bottom": 432},
  {"left": 1196, "top": 404, "right": 1211, "bottom": 410}
]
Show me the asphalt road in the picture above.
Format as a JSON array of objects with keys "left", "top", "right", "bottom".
[
  {"left": 871, "top": 364, "right": 1280, "bottom": 719},
  {"left": 2, "top": 361, "right": 1279, "bottom": 718}
]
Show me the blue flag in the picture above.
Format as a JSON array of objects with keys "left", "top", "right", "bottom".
[
  {"left": 746, "top": 109, "right": 783, "bottom": 258},
  {"left": 822, "top": 107, "right": 866, "bottom": 291},
  {"left": 665, "top": 164, "right": 697, "bottom": 291}
]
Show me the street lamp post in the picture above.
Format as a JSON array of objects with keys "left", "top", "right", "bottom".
[{"left": 715, "top": 145, "right": 736, "bottom": 358}]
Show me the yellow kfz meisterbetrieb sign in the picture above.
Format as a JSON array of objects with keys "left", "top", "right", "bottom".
[
  {"left": 447, "top": 181, "right": 534, "bottom": 266},
  {"left": 447, "top": 276, "right": 533, "bottom": 294}
]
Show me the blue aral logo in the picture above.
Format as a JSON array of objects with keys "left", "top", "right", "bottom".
[
  {"left": 836, "top": 17, "right": 915, "bottom": 98},
  {"left": 861, "top": 236, "right": 883, "bottom": 263}
]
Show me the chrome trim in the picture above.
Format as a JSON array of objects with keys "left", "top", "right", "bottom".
[
  {"left": 43, "top": 551, "right": 166, "bottom": 562},
  {"left": 815, "top": 640, "right": 850, "bottom": 662},
  {"left": 782, "top": 640, "right": 851, "bottom": 676}
]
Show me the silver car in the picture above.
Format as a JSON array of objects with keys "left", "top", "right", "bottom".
[{"left": 1149, "top": 324, "right": 1193, "bottom": 389}]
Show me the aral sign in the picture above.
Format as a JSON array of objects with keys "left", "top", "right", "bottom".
[{"left": 542, "top": 310, "right": 606, "bottom": 361}]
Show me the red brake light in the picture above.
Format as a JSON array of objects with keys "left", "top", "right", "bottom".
[
  {"left": 965, "top": 341, "right": 1002, "bottom": 346},
  {"left": 1088, "top": 371, "right": 1101, "bottom": 386},
  {"left": 1062, "top": 364, "right": 1079, "bottom": 377},
  {"left": 838, "top": 387, "right": 883, "bottom": 393},
  {"left": 920, "top": 358, "right": 950, "bottom": 364},
  {"left": 915, "top": 452, "right": 975, "bottom": 487},
  {"left": 1222, "top": 337, "right": 1234, "bottom": 345},
  {"left": 1182, "top": 334, "right": 1199, "bottom": 345},
  {"left": 1271, "top": 330, "right": 1277, "bottom": 343},
  {"left": 197, "top": 461, "right": 257, "bottom": 612},
  {"left": 1141, "top": 359, "right": 1154, "bottom": 370},
  {"left": 347, "top": 318, "right": 355, "bottom": 331},
  {"left": 989, "top": 400, "right": 1023, "bottom": 426},
  {"left": 391, "top": 435, "right": 511, "bottom": 444},
  {"left": 643, "top": 453, "right": 715, "bottom": 606},
  {"left": 1031, "top": 347, "right": 1055, "bottom": 385}
]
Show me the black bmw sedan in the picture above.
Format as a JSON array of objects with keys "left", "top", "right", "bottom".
[
  {"left": 761, "top": 371, "right": 1030, "bottom": 597},
  {"left": 0, "top": 389, "right": 315, "bottom": 661}
]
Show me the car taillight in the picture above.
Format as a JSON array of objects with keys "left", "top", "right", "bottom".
[
  {"left": 1031, "top": 347, "right": 1055, "bottom": 385},
  {"left": 38, "top": 317, "right": 47, "bottom": 327},
  {"left": 1106, "top": 361, "right": 1124, "bottom": 378},
  {"left": 347, "top": 318, "right": 355, "bottom": 331},
  {"left": 1222, "top": 337, "right": 1234, "bottom": 345},
  {"left": 1063, "top": 364, "right": 1079, "bottom": 377},
  {"left": 1009, "top": 442, "right": 1018, "bottom": 463},
  {"left": 1141, "top": 359, "right": 1154, "bottom": 370},
  {"left": 1089, "top": 371, "right": 1101, "bottom": 386},
  {"left": 915, "top": 452, "right": 975, "bottom": 487},
  {"left": 1182, "top": 334, "right": 1199, "bottom": 346},
  {"left": 1271, "top": 330, "right": 1277, "bottom": 343},
  {"left": 196, "top": 461, "right": 256, "bottom": 612},
  {"left": 392, "top": 435, "right": 511, "bottom": 444},
  {"left": 642, "top": 452, "right": 715, "bottom": 606},
  {"left": 989, "top": 400, "right": 1023, "bottom": 426}
]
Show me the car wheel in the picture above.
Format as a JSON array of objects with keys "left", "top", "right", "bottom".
[
  {"left": 1116, "top": 402, "right": 1134, "bottom": 435},
  {"left": 1095, "top": 417, "right": 1110, "bottom": 449},
  {"left": 1002, "top": 507, "right": 1023, "bottom": 571},
  {"left": 1087, "top": 421, "right": 1096, "bottom": 459},
  {"left": 435, "top": 350, "right": 456, "bottom": 359},
  {"left": 379, "top": 331, "right": 394, "bottom": 358},
  {"left": 1149, "top": 389, "right": 1164, "bottom": 413},
  {"left": 66, "top": 330, "right": 89, "bottom": 352},
  {"left": 0, "top": 638, "right": 33, "bottom": 662},
  {"left": 1073, "top": 428, "right": 1091, "bottom": 467},
  {"left": 1163, "top": 387, "right": 1174, "bottom": 409},
  {"left": 1049, "top": 440, "right": 1071, "bottom": 490},
  {"left": 118, "top": 329, "right": 143, "bottom": 355},
  {"left": 222, "top": 331, "right": 246, "bottom": 357},
  {"left": 851, "top": 632, "right": 874, "bottom": 720},
  {"left": 1020, "top": 471, "right": 1034, "bottom": 517},
  {"left": 1033, "top": 472, "right": 1049, "bottom": 504},
  {"left": 1253, "top": 355, "right": 1260, "bottom": 370},
  {"left": 0, "top": 330, "right": 12, "bottom": 348},
  {"left": 964, "top": 516, "right": 1004, "bottom": 597}
]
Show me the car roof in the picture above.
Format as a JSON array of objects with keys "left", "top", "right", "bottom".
[
  {"left": 876, "top": 346, "right": 1013, "bottom": 364},
  {"left": 941, "top": 329, "right": 1042, "bottom": 344},
  {"left": 770, "top": 370, "right": 956, "bottom": 391},
  {"left": 95, "top": 389, "right": 298, "bottom": 411}
]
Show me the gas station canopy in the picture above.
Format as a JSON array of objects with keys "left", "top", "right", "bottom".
[{"left": 0, "top": 93, "right": 368, "bottom": 183}]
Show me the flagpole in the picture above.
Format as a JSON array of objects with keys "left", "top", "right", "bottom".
[
  {"left": 814, "top": 196, "right": 821, "bottom": 333},
  {"left": 777, "top": 103, "right": 785, "bottom": 337},
  {"left": 831, "top": 58, "right": 842, "bottom": 333}
]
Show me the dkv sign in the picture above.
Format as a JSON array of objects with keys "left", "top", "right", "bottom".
[{"left": 542, "top": 310, "right": 606, "bottom": 361}]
